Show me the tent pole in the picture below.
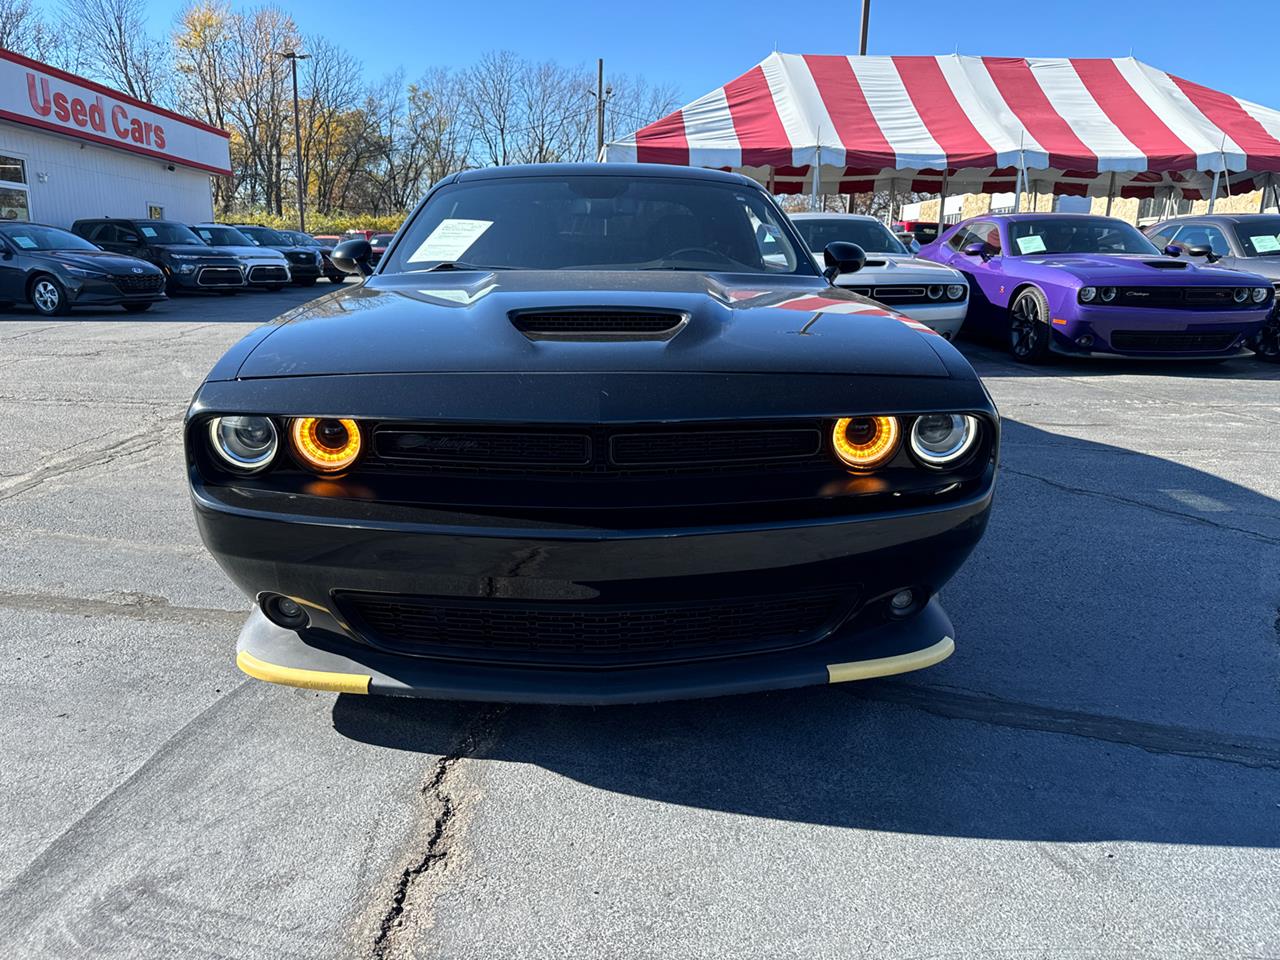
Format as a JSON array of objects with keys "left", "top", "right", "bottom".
[
  {"left": 1013, "top": 167, "right": 1023, "bottom": 213},
  {"left": 1104, "top": 171, "right": 1116, "bottom": 216},
  {"left": 1208, "top": 169, "right": 1221, "bottom": 213},
  {"left": 1259, "top": 174, "right": 1268, "bottom": 213},
  {"left": 937, "top": 168, "right": 950, "bottom": 227},
  {"left": 811, "top": 148, "right": 822, "bottom": 212}
]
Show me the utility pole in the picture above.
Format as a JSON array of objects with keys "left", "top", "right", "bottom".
[
  {"left": 594, "top": 59, "right": 612, "bottom": 160},
  {"left": 858, "top": 0, "right": 871, "bottom": 55},
  {"left": 275, "top": 49, "right": 311, "bottom": 232}
]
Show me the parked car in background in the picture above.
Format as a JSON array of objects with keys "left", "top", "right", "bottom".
[
  {"left": 191, "top": 224, "right": 291, "bottom": 291},
  {"left": 918, "top": 213, "right": 1274, "bottom": 363},
  {"left": 192, "top": 163, "right": 997, "bottom": 703},
  {"left": 369, "top": 232, "right": 395, "bottom": 266},
  {"left": 71, "top": 218, "right": 245, "bottom": 294},
  {"left": 896, "top": 220, "right": 941, "bottom": 246},
  {"left": 231, "top": 225, "right": 323, "bottom": 286},
  {"left": 790, "top": 213, "right": 969, "bottom": 339},
  {"left": 1144, "top": 213, "right": 1280, "bottom": 362},
  {"left": 0, "top": 221, "right": 166, "bottom": 315},
  {"left": 277, "top": 229, "right": 346, "bottom": 283}
]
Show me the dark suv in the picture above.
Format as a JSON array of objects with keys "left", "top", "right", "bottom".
[
  {"left": 232, "top": 225, "right": 323, "bottom": 286},
  {"left": 71, "top": 218, "right": 245, "bottom": 294}
]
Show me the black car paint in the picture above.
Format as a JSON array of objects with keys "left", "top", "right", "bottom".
[
  {"left": 0, "top": 227, "right": 166, "bottom": 312},
  {"left": 189, "top": 163, "right": 998, "bottom": 703},
  {"left": 278, "top": 230, "right": 347, "bottom": 283},
  {"left": 70, "top": 218, "right": 244, "bottom": 293}
]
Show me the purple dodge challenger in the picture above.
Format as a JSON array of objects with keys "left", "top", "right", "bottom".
[{"left": 917, "top": 214, "right": 1274, "bottom": 362}]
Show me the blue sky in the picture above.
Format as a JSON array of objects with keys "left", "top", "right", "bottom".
[{"left": 145, "top": 0, "right": 1280, "bottom": 109}]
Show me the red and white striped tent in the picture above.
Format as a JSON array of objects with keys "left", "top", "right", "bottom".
[{"left": 603, "top": 53, "right": 1280, "bottom": 202}]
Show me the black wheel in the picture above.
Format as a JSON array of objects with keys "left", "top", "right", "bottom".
[
  {"left": 30, "top": 275, "right": 70, "bottom": 316},
  {"left": 328, "top": 275, "right": 345, "bottom": 284},
  {"left": 294, "top": 277, "right": 317, "bottom": 287},
  {"left": 1253, "top": 310, "right": 1280, "bottom": 363},
  {"left": 1008, "top": 287, "right": 1053, "bottom": 363},
  {"left": 121, "top": 302, "right": 153, "bottom": 313}
]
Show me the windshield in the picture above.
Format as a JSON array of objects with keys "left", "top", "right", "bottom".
[
  {"left": 1233, "top": 217, "right": 1280, "bottom": 256},
  {"left": 285, "top": 232, "right": 320, "bottom": 246},
  {"left": 1008, "top": 217, "right": 1158, "bottom": 256},
  {"left": 139, "top": 222, "right": 202, "bottom": 245},
  {"left": 792, "top": 217, "right": 906, "bottom": 255},
  {"left": 383, "top": 176, "right": 812, "bottom": 275},
  {"left": 238, "top": 226, "right": 288, "bottom": 246},
  {"left": 0, "top": 224, "right": 98, "bottom": 252},
  {"left": 194, "top": 225, "right": 252, "bottom": 246},
  {"left": 371, "top": 233, "right": 395, "bottom": 245}
]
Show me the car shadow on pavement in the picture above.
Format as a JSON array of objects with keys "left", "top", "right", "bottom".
[
  {"left": 955, "top": 336, "right": 1280, "bottom": 380},
  {"left": 330, "top": 420, "right": 1280, "bottom": 847},
  {"left": 0, "top": 285, "right": 337, "bottom": 324}
]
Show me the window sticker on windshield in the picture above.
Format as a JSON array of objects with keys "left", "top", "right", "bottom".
[
  {"left": 140, "top": 226, "right": 157, "bottom": 237},
  {"left": 1250, "top": 234, "right": 1280, "bottom": 253},
  {"left": 12, "top": 235, "right": 36, "bottom": 249},
  {"left": 407, "top": 219, "right": 493, "bottom": 262},
  {"left": 1016, "top": 234, "right": 1046, "bottom": 254}
]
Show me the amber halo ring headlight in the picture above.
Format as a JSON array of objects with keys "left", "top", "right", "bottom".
[
  {"left": 832, "top": 416, "right": 900, "bottom": 471},
  {"left": 208, "top": 415, "right": 278, "bottom": 473},
  {"left": 909, "top": 414, "right": 980, "bottom": 468},
  {"left": 290, "top": 417, "right": 362, "bottom": 472}
]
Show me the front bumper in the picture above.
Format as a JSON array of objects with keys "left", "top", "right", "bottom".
[
  {"left": 66, "top": 276, "right": 166, "bottom": 306},
  {"left": 192, "top": 474, "right": 993, "bottom": 703},
  {"left": 166, "top": 264, "right": 247, "bottom": 290},
  {"left": 286, "top": 260, "right": 323, "bottom": 281},
  {"left": 1050, "top": 305, "right": 1268, "bottom": 358},
  {"left": 888, "top": 301, "right": 968, "bottom": 340}
]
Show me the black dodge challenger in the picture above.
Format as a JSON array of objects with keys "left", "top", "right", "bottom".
[{"left": 187, "top": 163, "right": 998, "bottom": 704}]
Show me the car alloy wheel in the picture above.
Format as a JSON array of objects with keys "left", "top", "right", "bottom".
[
  {"left": 1008, "top": 288, "right": 1052, "bottom": 364},
  {"left": 1254, "top": 310, "right": 1280, "bottom": 363},
  {"left": 31, "top": 277, "right": 68, "bottom": 316}
]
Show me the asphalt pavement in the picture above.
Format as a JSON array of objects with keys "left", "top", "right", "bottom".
[{"left": 1, "top": 284, "right": 1278, "bottom": 959}]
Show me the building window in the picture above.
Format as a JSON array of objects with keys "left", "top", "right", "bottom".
[
  {"left": 148, "top": 203, "right": 165, "bottom": 219},
  {"left": 0, "top": 154, "right": 29, "bottom": 221}
]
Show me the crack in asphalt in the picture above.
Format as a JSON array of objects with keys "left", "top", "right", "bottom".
[
  {"left": 854, "top": 681, "right": 1280, "bottom": 770},
  {"left": 1001, "top": 466, "right": 1280, "bottom": 545},
  {"left": 0, "top": 590, "right": 246, "bottom": 627},
  {"left": 0, "top": 418, "right": 175, "bottom": 502},
  {"left": 367, "top": 705, "right": 508, "bottom": 960}
]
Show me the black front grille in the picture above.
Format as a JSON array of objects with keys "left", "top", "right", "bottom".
[
  {"left": 248, "top": 265, "right": 289, "bottom": 283},
  {"left": 370, "top": 422, "right": 828, "bottom": 476},
  {"left": 196, "top": 266, "right": 243, "bottom": 286},
  {"left": 336, "top": 587, "right": 851, "bottom": 666},
  {"left": 1115, "top": 287, "right": 1251, "bottom": 309},
  {"left": 845, "top": 284, "right": 927, "bottom": 302},
  {"left": 1109, "top": 331, "right": 1238, "bottom": 352},
  {"left": 286, "top": 251, "right": 314, "bottom": 264},
  {"left": 111, "top": 273, "right": 164, "bottom": 293},
  {"left": 510, "top": 310, "right": 686, "bottom": 340}
]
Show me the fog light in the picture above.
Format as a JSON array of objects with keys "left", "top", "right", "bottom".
[
  {"left": 1076, "top": 334, "right": 1094, "bottom": 347},
  {"left": 262, "top": 593, "right": 309, "bottom": 630},
  {"left": 889, "top": 589, "right": 917, "bottom": 616}
]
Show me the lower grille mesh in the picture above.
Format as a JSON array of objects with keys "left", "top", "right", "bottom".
[
  {"left": 337, "top": 587, "right": 850, "bottom": 666},
  {"left": 1110, "top": 331, "right": 1236, "bottom": 352}
]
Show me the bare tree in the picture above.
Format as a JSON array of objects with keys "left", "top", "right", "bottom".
[
  {"left": 515, "top": 59, "right": 590, "bottom": 164},
  {"left": 58, "top": 0, "right": 171, "bottom": 104},
  {"left": 465, "top": 50, "right": 522, "bottom": 167},
  {"left": 0, "top": 0, "right": 57, "bottom": 60}
]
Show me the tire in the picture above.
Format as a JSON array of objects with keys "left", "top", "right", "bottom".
[
  {"left": 1008, "top": 287, "right": 1054, "bottom": 364},
  {"left": 328, "top": 275, "right": 345, "bottom": 284},
  {"left": 30, "top": 275, "right": 70, "bottom": 316},
  {"left": 1252, "top": 310, "right": 1280, "bottom": 363},
  {"left": 294, "top": 277, "right": 317, "bottom": 287},
  {"left": 121, "top": 302, "right": 153, "bottom": 313}
]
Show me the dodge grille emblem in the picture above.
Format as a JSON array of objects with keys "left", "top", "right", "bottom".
[{"left": 131, "top": 267, "right": 143, "bottom": 274}]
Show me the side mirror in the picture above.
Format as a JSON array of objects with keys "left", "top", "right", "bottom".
[
  {"left": 822, "top": 241, "right": 866, "bottom": 281},
  {"left": 961, "top": 241, "right": 989, "bottom": 259},
  {"left": 1163, "top": 243, "right": 1184, "bottom": 257},
  {"left": 331, "top": 238, "right": 373, "bottom": 276},
  {"left": 1182, "top": 243, "right": 1220, "bottom": 262}
]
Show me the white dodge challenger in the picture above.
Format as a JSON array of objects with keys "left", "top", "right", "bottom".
[{"left": 790, "top": 213, "right": 970, "bottom": 340}]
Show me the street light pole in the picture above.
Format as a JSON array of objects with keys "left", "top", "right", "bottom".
[
  {"left": 593, "top": 59, "right": 612, "bottom": 160},
  {"left": 275, "top": 49, "right": 311, "bottom": 232},
  {"left": 858, "top": 0, "right": 871, "bottom": 55}
]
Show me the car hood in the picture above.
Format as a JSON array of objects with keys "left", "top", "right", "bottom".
[
  {"left": 833, "top": 253, "right": 964, "bottom": 285},
  {"left": 42, "top": 249, "right": 162, "bottom": 273},
  {"left": 1016, "top": 253, "right": 1270, "bottom": 285},
  {"left": 237, "top": 271, "right": 955, "bottom": 379},
  {"left": 1221, "top": 256, "right": 1280, "bottom": 280},
  {"left": 213, "top": 245, "right": 288, "bottom": 262},
  {"left": 160, "top": 244, "right": 240, "bottom": 261}
]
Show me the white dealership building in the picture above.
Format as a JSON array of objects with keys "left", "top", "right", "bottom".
[{"left": 0, "top": 50, "right": 231, "bottom": 228}]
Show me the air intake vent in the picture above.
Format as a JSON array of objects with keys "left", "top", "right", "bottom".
[
  {"left": 510, "top": 309, "right": 687, "bottom": 341},
  {"left": 1141, "top": 260, "right": 1188, "bottom": 269}
]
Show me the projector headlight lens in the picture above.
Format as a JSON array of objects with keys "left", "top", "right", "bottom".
[
  {"left": 1099, "top": 287, "right": 1117, "bottom": 303},
  {"left": 208, "top": 416, "right": 278, "bottom": 472},
  {"left": 909, "top": 414, "right": 980, "bottom": 468},
  {"left": 1234, "top": 287, "right": 1250, "bottom": 303},
  {"left": 946, "top": 283, "right": 966, "bottom": 300},
  {"left": 832, "top": 416, "right": 900, "bottom": 471},
  {"left": 1251, "top": 286, "right": 1270, "bottom": 303},
  {"left": 290, "top": 417, "right": 362, "bottom": 473},
  {"left": 927, "top": 285, "right": 944, "bottom": 300},
  {"left": 1079, "top": 286, "right": 1097, "bottom": 303}
]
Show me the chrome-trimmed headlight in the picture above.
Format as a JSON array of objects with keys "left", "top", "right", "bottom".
[
  {"left": 946, "top": 283, "right": 966, "bottom": 300},
  {"left": 1079, "top": 286, "right": 1097, "bottom": 303},
  {"left": 1234, "top": 287, "right": 1250, "bottom": 303},
  {"left": 927, "top": 285, "right": 944, "bottom": 300},
  {"left": 1099, "top": 287, "right": 1117, "bottom": 303},
  {"left": 909, "top": 414, "right": 980, "bottom": 468},
  {"left": 1252, "top": 286, "right": 1270, "bottom": 303},
  {"left": 208, "top": 416, "right": 278, "bottom": 472},
  {"left": 831, "top": 416, "right": 900, "bottom": 471}
]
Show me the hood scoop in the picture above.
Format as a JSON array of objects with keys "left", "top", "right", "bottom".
[
  {"left": 509, "top": 308, "right": 689, "bottom": 342},
  {"left": 1141, "top": 260, "right": 1189, "bottom": 269}
]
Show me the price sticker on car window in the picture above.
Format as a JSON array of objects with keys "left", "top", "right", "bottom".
[
  {"left": 407, "top": 219, "right": 493, "bottom": 262},
  {"left": 1250, "top": 234, "right": 1280, "bottom": 253},
  {"left": 140, "top": 226, "right": 157, "bottom": 238},
  {"left": 12, "top": 235, "right": 36, "bottom": 249},
  {"left": 1016, "top": 234, "right": 1046, "bottom": 254}
]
